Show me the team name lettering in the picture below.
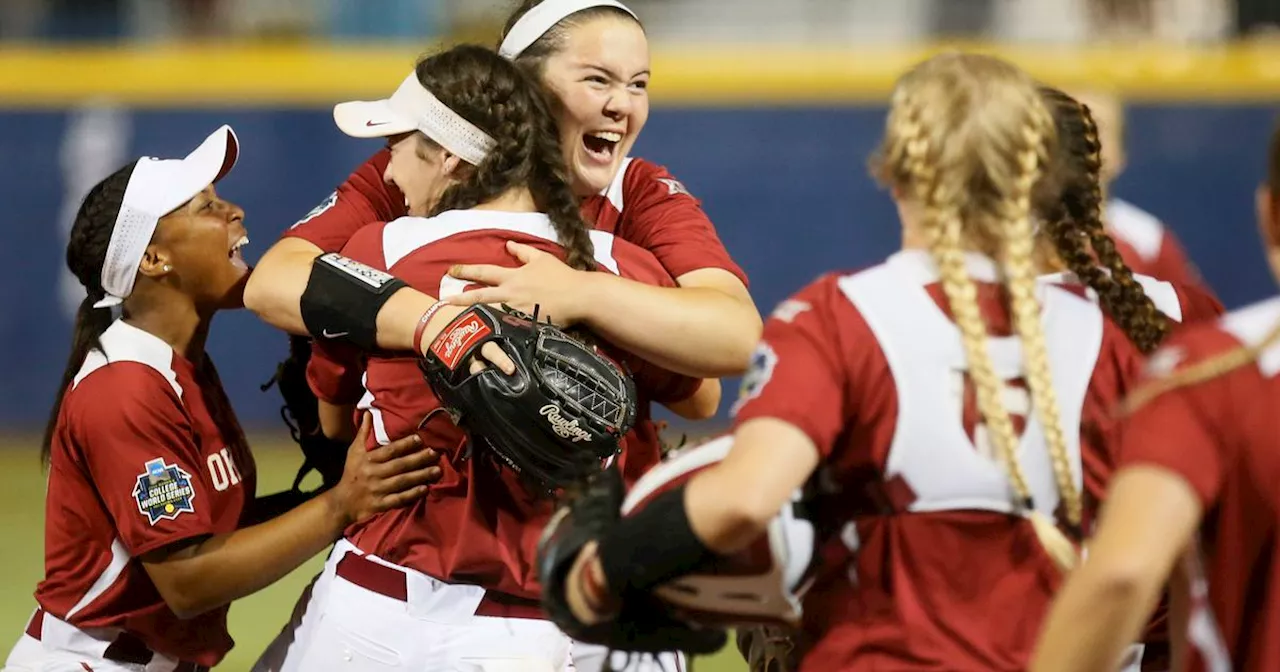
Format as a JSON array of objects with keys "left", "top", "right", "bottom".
[{"left": 540, "top": 404, "right": 592, "bottom": 443}]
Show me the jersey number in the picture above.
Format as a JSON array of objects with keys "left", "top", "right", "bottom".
[{"left": 207, "top": 448, "right": 242, "bottom": 492}]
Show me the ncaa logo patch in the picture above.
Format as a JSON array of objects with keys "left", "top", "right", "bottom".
[
  {"left": 730, "top": 342, "right": 777, "bottom": 417},
  {"left": 133, "top": 458, "right": 197, "bottom": 525},
  {"left": 291, "top": 191, "right": 338, "bottom": 229}
]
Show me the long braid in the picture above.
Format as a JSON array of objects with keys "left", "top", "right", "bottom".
[
  {"left": 876, "top": 55, "right": 1080, "bottom": 573},
  {"left": 1041, "top": 86, "right": 1170, "bottom": 353},
  {"left": 523, "top": 72, "right": 595, "bottom": 271},
  {"left": 1072, "top": 101, "right": 1171, "bottom": 352},
  {"left": 999, "top": 105, "right": 1083, "bottom": 563},
  {"left": 418, "top": 45, "right": 594, "bottom": 270},
  {"left": 42, "top": 161, "right": 137, "bottom": 465},
  {"left": 896, "top": 99, "right": 1038, "bottom": 523}
]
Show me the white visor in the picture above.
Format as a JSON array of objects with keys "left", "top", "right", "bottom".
[
  {"left": 498, "top": 0, "right": 637, "bottom": 59},
  {"left": 95, "top": 125, "right": 239, "bottom": 308},
  {"left": 333, "top": 74, "right": 496, "bottom": 167}
]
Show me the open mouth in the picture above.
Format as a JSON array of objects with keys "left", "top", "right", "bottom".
[
  {"left": 582, "top": 130, "right": 622, "bottom": 164},
  {"left": 228, "top": 235, "right": 249, "bottom": 271}
]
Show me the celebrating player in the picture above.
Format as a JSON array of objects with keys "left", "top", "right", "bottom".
[
  {"left": 241, "top": 0, "right": 759, "bottom": 382},
  {"left": 1, "top": 127, "right": 437, "bottom": 672},
  {"left": 1030, "top": 119, "right": 1280, "bottom": 672},
  {"left": 540, "top": 52, "right": 1152, "bottom": 670},
  {"left": 259, "top": 44, "right": 704, "bottom": 672}
]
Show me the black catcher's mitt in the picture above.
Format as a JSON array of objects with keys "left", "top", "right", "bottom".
[
  {"left": 420, "top": 304, "right": 638, "bottom": 493},
  {"left": 537, "top": 466, "right": 728, "bottom": 656},
  {"left": 261, "top": 334, "right": 349, "bottom": 493}
]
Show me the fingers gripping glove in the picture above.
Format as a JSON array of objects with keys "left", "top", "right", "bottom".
[
  {"left": 261, "top": 335, "right": 349, "bottom": 493},
  {"left": 420, "top": 304, "right": 638, "bottom": 493},
  {"left": 537, "top": 467, "right": 728, "bottom": 656}
]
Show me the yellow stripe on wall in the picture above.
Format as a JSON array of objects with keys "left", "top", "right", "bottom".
[{"left": 1, "top": 41, "right": 1279, "bottom": 107}]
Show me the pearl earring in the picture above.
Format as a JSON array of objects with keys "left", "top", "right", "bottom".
[{"left": 163, "top": 264, "right": 172, "bottom": 272}]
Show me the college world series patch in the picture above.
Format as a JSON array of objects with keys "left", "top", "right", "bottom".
[{"left": 133, "top": 458, "right": 197, "bottom": 525}]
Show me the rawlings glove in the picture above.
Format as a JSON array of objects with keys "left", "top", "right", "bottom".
[
  {"left": 537, "top": 466, "right": 728, "bottom": 656},
  {"left": 421, "top": 304, "right": 637, "bottom": 494},
  {"left": 261, "top": 334, "right": 349, "bottom": 493}
]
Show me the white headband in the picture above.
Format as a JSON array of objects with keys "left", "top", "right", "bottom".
[
  {"left": 95, "top": 125, "right": 239, "bottom": 308},
  {"left": 498, "top": 0, "right": 638, "bottom": 60},
  {"left": 333, "top": 75, "right": 496, "bottom": 166}
]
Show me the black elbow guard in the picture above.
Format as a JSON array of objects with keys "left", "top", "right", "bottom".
[{"left": 300, "top": 252, "right": 408, "bottom": 350}]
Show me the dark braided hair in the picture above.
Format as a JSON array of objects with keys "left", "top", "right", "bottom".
[
  {"left": 417, "top": 45, "right": 595, "bottom": 272},
  {"left": 42, "top": 161, "right": 139, "bottom": 465},
  {"left": 1039, "top": 85, "right": 1170, "bottom": 353},
  {"left": 499, "top": 0, "right": 643, "bottom": 79}
]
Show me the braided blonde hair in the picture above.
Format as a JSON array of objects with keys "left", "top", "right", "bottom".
[{"left": 872, "top": 53, "right": 1079, "bottom": 571}]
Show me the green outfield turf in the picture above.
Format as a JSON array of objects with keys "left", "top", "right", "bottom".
[{"left": 0, "top": 435, "right": 747, "bottom": 671}]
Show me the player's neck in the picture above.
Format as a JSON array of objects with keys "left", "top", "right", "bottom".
[
  {"left": 471, "top": 187, "right": 538, "bottom": 213},
  {"left": 122, "top": 285, "right": 209, "bottom": 361}
]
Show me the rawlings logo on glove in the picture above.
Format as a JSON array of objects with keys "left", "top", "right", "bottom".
[{"left": 421, "top": 304, "right": 638, "bottom": 493}]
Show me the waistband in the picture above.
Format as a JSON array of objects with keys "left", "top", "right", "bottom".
[
  {"left": 25, "top": 607, "right": 208, "bottom": 672},
  {"left": 334, "top": 547, "right": 546, "bottom": 620}
]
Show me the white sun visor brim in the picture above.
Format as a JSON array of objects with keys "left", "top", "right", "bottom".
[
  {"left": 333, "top": 99, "right": 419, "bottom": 139},
  {"left": 332, "top": 74, "right": 496, "bottom": 166},
  {"left": 95, "top": 125, "right": 240, "bottom": 308}
]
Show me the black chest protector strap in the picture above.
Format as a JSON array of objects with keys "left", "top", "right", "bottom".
[{"left": 300, "top": 252, "right": 408, "bottom": 351}]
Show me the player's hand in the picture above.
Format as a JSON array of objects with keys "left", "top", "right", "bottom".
[
  {"left": 329, "top": 413, "right": 441, "bottom": 526},
  {"left": 446, "top": 241, "right": 587, "bottom": 327},
  {"left": 418, "top": 303, "right": 516, "bottom": 375}
]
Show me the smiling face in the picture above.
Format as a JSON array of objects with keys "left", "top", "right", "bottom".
[
  {"left": 147, "top": 185, "right": 249, "bottom": 309},
  {"left": 534, "top": 14, "right": 651, "bottom": 197}
]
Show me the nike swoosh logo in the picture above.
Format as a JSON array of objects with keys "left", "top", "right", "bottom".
[
  {"left": 322, "top": 329, "right": 349, "bottom": 339},
  {"left": 365, "top": 120, "right": 390, "bottom": 127}
]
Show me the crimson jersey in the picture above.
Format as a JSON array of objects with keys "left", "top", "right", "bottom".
[
  {"left": 1120, "top": 296, "right": 1280, "bottom": 672},
  {"left": 732, "top": 250, "right": 1146, "bottom": 671},
  {"left": 284, "top": 150, "right": 747, "bottom": 284},
  {"left": 35, "top": 320, "right": 255, "bottom": 668},
  {"left": 1107, "top": 198, "right": 1216, "bottom": 302},
  {"left": 309, "top": 210, "right": 700, "bottom": 600}
]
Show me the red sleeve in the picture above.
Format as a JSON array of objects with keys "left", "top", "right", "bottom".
[
  {"left": 1118, "top": 328, "right": 1244, "bottom": 506},
  {"left": 1154, "top": 231, "right": 1219, "bottom": 306},
  {"left": 67, "top": 364, "right": 216, "bottom": 557},
  {"left": 282, "top": 150, "right": 406, "bottom": 253},
  {"left": 307, "top": 341, "right": 366, "bottom": 405},
  {"left": 1172, "top": 281, "right": 1226, "bottom": 325},
  {"left": 731, "top": 275, "right": 848, "bottom": 455},
  {"left": 617, "top": 159, "right": 748, "bottom": 285}
]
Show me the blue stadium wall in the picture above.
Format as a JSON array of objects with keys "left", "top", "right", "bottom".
[{"left": 1, "top": 45, "right": 1277, "bottom": 428}]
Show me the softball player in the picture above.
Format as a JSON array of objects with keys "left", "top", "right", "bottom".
[
  {"left": 1, "top": 127, "right": 435, "bottom": 672},
  {"left": 241, "top": 0, "right": 759, "bottom": 384},
  {"left": 1031, "top": 118, "right": 1280, "bottom": 672},
  {"left": 547, "top": 52, "right": 1153, "bottom": 671},
  {"left": 257, "top": 44, "right": 700, "bottom": 672}
]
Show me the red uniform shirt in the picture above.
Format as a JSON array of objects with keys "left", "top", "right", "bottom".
[
  {"left": 284, "top": 151, "right": 747, "bottom": 284},
  {"left": 1119, "top": 295, "right": 1280, "bottom": 672},
  {"left": 35, "top": 320, "right": 256, "bottom": 668},
  {"left": 732, "top": 251, "right": 1146, "bottom": 671},
  {"left": 1040, "top": 270, "right": 1224, "bottom": 326},
  {"left": 310, "top": 210, "right": 700, "bottom": 600},
  {"left": 1107, "top": 198, "right": 1215, "bottom": 302}
]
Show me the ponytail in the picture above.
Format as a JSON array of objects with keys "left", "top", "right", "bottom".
[{"left": 41, "top": 298, "right": 113, "bottom": 465}]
